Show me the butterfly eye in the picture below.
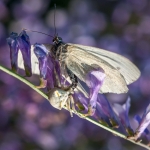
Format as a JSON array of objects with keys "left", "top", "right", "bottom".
[
  {"left": 53, "top": 37, "right": 63, "bottom": 45},
  {"left": 57, "top": 37, "right": 62, "bottom": 41}
]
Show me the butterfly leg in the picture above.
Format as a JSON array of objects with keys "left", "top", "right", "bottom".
[
  {"left": 67, "top": 94, "right": 87, "bottom": 118},
  {"left": 84, "top": 101, "right": 96, "bottom": 117},
  {"left": 67, "top": 68, "right": 78, "bottom": 90},
  {"left": 66, "top": 94, "right": 77, "bottom": 117},
  {"left": 69, "top": 95, "right": 76, "bottom": 113},
  {"left": 66, "top": 96, "right": 73, "bottom": 117},
  {"left": 35, "top": 78, "right": 47, "bottom": 89}
]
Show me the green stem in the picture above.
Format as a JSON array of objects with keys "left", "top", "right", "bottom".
[{"left": 0, "top": 65, "right": 149, "bottom": 150}]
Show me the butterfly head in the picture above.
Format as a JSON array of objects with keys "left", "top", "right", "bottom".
[{"left": 53, "top": 36, "right": 63, "bottom": 45}]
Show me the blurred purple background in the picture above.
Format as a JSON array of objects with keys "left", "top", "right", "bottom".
[{"left": 0, "top": 0, "right": 150, "bottom": 149}]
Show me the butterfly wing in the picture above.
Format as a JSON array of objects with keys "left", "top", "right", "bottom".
[
  {"left": 65, "top": 44, "right": 128, "bottom": 94},
  {"left": 68, "top": 43, "right": 140, "bottom": 85}
]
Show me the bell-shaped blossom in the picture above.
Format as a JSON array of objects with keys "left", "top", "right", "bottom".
[
  {"left": 97, "top": 94, "right": 119, "bottom": 128},
  {"left": 34, "top": 43, "right": 49, "bottom": 79},
  {"left": 34, "top": 43, "right": 54, "bottom": 89},
  {"left": 134, "top": 104, "right": 150, "bottom": 140},
  {"left": 7, "top": 30, "right": 32, "bottom": 76},
  {"left": 134, "top": 115, "right": 150, "bottom": 146},
  {"left": 7, "top": 32, "right": 19, "bottom": 72},
  {"left": 94, "top": 102, "right": 110, "bottom": 127},
  {"left": 33, "top": 43, "right": 63, "bottom": 90},
  {"left": 85, "top": 68, "right": 105, "bottom": 116},
  {"left": 135, "top": 115, "right": 149, "bottom": 134},
  {"left": 73, "top": 91, "right": 114, "bottom": 127},
  {"left": 73, "top": 91, "right": 88, "bottom": 113},
  {"left": 113, "top": 97, "right": 134, "bottom": 135},
  {"left": 17, "top": 31, "right": 31, "bottom": 76},
  {"left": 73, "top": 91, "right": 107, "bottom": 125}
]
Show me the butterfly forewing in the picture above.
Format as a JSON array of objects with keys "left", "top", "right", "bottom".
[
  {"left": 69, "top": 43, "right": 140, "bottom": 85},
  {"left": 65, "top": 44, "right": 128, "bottom": 94}
]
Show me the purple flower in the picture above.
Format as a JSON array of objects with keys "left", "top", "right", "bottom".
[
  {"left": 34, "top": 43, "right": 49, "bottom": 79},
  {"left": 85, "top": 68, "right": 105, "bottom": 116},
  {"left": 113, "top": 97, "right": 134, "bottom": 135},
  {"left": 134, "top": 115, "right": 149, "bottom": 135},
  {"left": 33, "top": 43, "right": 62, "bottom": 90},
  {"left": 97, "top": 94, "right": 119, "bottom": 128},
  {"left": 94, "top": 101, "right": 110, "bottom": 127},
  {"left": 7, "top": 30, "right": 32, "bottom": 76},
  {"left": 34, "top": 43, "right": 54, "bottom": 89},
  {"left": 134, "top": 104, "right": 150, "bottom": 140},
  {"left": 134, "top": 115, "right": 150, "bottom": 144},
  {"left": 73, "top": 91, "right": 88, "bottom": 113},
  {"left": 7, "top": 32, "right": 19, "bottom": 72},
  {"left": 73, "top": 91, "right": 108, "bottom": 126}
]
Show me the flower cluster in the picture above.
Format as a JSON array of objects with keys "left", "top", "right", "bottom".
[{"left": 7, "top": 30, "right": 150, "bottom": 145}]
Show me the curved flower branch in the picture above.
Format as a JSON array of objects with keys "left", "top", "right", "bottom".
[
  {"left": 0, "top": 65, "right": 150, "bottom": 150},
  {"left": 2, "top": 30, "right": 150, "bottom": 150}
]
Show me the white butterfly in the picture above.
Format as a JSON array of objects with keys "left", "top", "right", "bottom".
[{"left": 18, "top": 41, "right": 140, "bottom": 94}]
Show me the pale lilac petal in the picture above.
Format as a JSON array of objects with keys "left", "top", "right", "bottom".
[
  {"left": 113, "top": 97, "right": 133, "bottom": 134},
  {"left": 46, "top": 67, "right": 55, "bottom": 90},
  {"left": 113, "top": 97, "right": 131, "bottom": 127},
  {"left": 85, "top": 68, "right": 105, "bottom": 115},
  {"left": 135, "top": 104, "right": 150, "bottom": 139},
  {"left": 53, "top": 60, "right": 63, "bottom": 87},
  {"left": 134, "top": 115, "right": 149, "bottom": 134},
  {"left": 73, "top": 91, "right": 88, "bottom": 112},
  {"left": 97, "top": 94, "right": 119, "bottom": 127},
  {"left": 94, "top": 103, "right": 110, "bottom": 126}
]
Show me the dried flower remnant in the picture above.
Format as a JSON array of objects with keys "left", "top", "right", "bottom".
[
  {"left": 113, "top": 97, "right": 134, "bottom": 136},
  {"left": 134, "top": 104, "right": 150, "bottom": 141},
  {"left": 7, "top": 30, "right": 32, "bottom": 77}
]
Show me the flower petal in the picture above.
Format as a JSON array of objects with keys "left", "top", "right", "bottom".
[
  {"left": 113, "top": 97, "right": 133, "bottom": 133},
  {"left": 34, "top": 43, "right": 49, "bottom": 79},
  {"left": 85, "top": 68, "right": 105, "bottom": 115},
  {"left": 135, "top": 104, "right": 150, "bottom": 140},
  {"left": 7, "top": 32, "right": 19, "bottom": 72},
  {"left": 134, "top": 115, "right": 149, "bottom": 135},
  {"left": 17, "top": 30, "right": 32, "bottom": 76},
  {"left": 33, "top": 43, "right": 61, "bottom": 90},
  {"left": 73, "top": 91, "right": 88, "bottom": 112},
  {"left": 97, "top": 94, "right": 119, "bottom": 128},
  {"left": 55, "top": 60, "right": 62, "bottom": 85}
]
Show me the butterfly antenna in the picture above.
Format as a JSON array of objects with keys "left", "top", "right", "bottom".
[
  {"left": 23, "top": 28, "right": 54, "bottom": 38},
  {"left": 54, "top": 4, "right": 57, "bottom": 37}
]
